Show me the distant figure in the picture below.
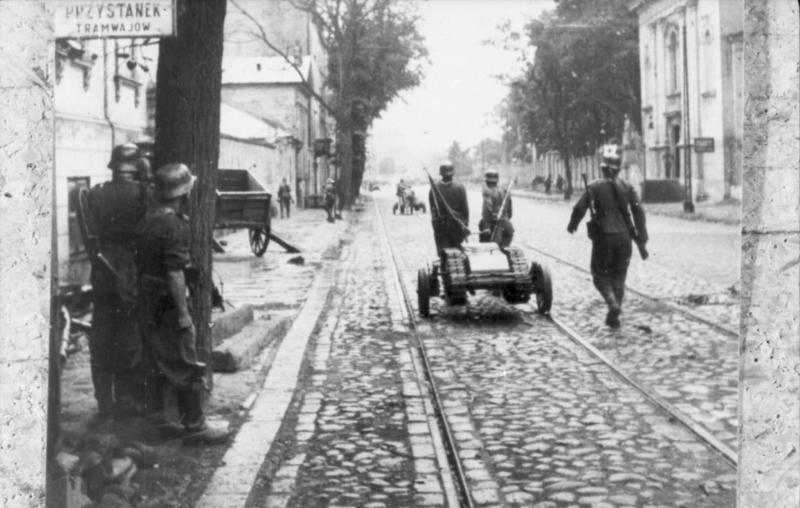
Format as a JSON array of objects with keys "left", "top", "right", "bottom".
[
  {"left": 556, "top": 175, "right": 564, "bottom": 193},
  {"left": 566, "top": 144, "right": 648, "bottom": 328},
  {"left": 545, "top": 174, "right": 553, "bottom": 195},
  {"left": 428, "top": 164, "right": 469, "bottom": 253},
  {"left": 278, "top": 178, "right": 293, "bottom": 219},
  {"left": 479, "top": 169, "right": 513, "bottom": 247},
  {"left": 323, "top": 178, "right": 337, "bottom": 223}
]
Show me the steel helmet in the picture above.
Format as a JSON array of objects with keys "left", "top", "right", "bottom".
[
  {"left": 108, "top": 143, "right": 141, "bottom": 171},
  {"left": 484, "top": 169, "right": 499, "bottom": 182},
  {"left": 327, "top": 178, "right": 334, "bottom": 184},
  {"left": 600, "top": 144, "right": 622, "bottom": 171},
  {"left": 439, "top": 164, "right": 455, "bottom": 176},
  {"left": 154, "top": 163, "right": 195, "bottom": 200}
]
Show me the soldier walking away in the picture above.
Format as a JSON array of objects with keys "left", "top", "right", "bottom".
[
  {"left": 556, "top": 174, "right": 564, "bottom": 193},
  {"left": 478, "top": 169, "right": 514, "bottom": 247},
  {"left": 545, "top": 173, "right": 553, "bottom": 194},
  {"left": 137, "top": 163, "right": 230, "bottom": 445},
  {"left": 85, "top": 142, "right": 152, "bottom": 424},
  {"left": 428, "top": 164, "right": 470, "bottom": 253},
  {"left": 567, "top": 144, "right": 648, "bottom": 328},
  {"left": 323, "top": 177, "right": 337, "bottom": 222},
  {"left": 278, "top": 178, "right": 293, "bottom": 219}
]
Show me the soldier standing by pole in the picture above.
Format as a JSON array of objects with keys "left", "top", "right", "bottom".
[
  {"left": 278, "top": 178, "right": 293, "bottom": 219},
  {"left": 428, "top": 164, "right": 470, "bottom": 253},
  {"left": 137, "top": 164, "right": 230, "bottom": 445},
  {"left": 85, "top": 143, "right": 152, "bottom": 424},
  {"left": 567, "top": 144, "right": 648, "bottom": 328}
]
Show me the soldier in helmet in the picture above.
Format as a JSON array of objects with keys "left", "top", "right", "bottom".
[
  {"left": 479, "top": 169, "right": 514, "bottom": 247},
  {"left": 85, "top": 142, "right": 152, "bottom": 423},
  {"left": 429, "top": 164, "right": 469, "bottom": 253},
  {"left": 137, "top": 163, "right": 230, "bottom": 444},
  {"left": 567, "top": 144, "right": 648, "bottom": 328}
]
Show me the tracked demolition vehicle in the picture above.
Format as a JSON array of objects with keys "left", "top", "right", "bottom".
[{"left": 416, "top": 240, "right": 553, "bottom": 317}]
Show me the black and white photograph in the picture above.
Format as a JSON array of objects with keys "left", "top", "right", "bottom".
[{"left": 0, "top": 1, "right": 797, "bottom": 508}]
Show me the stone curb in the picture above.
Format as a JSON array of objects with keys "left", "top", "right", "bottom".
[
  {"left": 211, "top": 315, "right": 292, "bottom": 373},
  {"left": 210, "top": 305, "right": 254, "bottom": 348}
]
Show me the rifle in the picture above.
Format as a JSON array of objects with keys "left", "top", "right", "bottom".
[
  {"left": 489, "top": 180, "right": 513, "bottom": 244},
  {"left": 76, "top": 187, "right": 122, "bottom": 284},
  {"left": 609, "top": 177, "right": 649, "bottom": 260},
  {"left": 424, "top": 168, "right": 468, "bottom": 233}
]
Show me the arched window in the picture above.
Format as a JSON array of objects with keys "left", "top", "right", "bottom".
[{"left": 668, "top": 30, "right": 679, "bottom": 93}]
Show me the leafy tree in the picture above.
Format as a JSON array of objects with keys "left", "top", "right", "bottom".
[
  {"left": 235, "top": 0, "right": 427, "bottom": 206},
  {"left": 498, "top": 0, "right": 639, "bottom": 198},
  {"left": 155, "top": 0, "right": 227, "bottom": 385},
  {"left": 447, "top": 141, "right": 473, "bottom": 178}
]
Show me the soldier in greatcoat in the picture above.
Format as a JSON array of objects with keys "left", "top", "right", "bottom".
[
  {"left": 478, "top": 169, "right": 514, "bottom": 247},
  {"left": 428, "top": 164, "right": 469, "bottom": 253}
]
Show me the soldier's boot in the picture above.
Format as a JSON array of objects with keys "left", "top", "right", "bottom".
[
  {"left": 178, "top": 386, "right": 230, "bottom": 446},
  {"left": 598, "top": 287, "right": 621, "bottom": 328},
  {"left": 91, "top": 370, "right": 115, "bottom": 421}
]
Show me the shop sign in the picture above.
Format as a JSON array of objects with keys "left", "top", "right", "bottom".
[
  {"left": 55, "top": 1, "right": 176, "bottom": 39},
  {"left": 694, "top": 137, "right": 715, "bottom": 153}
]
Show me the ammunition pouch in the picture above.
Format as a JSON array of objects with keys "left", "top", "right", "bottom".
[{"left": 586, "top": 220, "right": 599, "bottom": 241}]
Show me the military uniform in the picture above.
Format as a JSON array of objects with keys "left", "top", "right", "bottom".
[
  {"left": 278, "top": 182, "right": 292, "bottom": 218},
  {"left": 568, "top": 175, "right": 647, "bottom": 325},
  {"left": 479, "top": 183, "right": 514, "bottom": 246},
  {"left": 137, "top": 205, "right": 207, "bottom": 427},
  {"left": 429, "top": 179, "right": 469, "bottom": 252},
  {"left": 87, "top": 177, "right": 150, "bottom": 417},
  {"left": 323, "top": 180, "right": 337, "bottom": 222}
]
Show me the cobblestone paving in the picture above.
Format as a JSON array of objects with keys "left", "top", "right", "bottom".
[
  {"left": 382, "top": 196, "right": 735, "bottom": 508},
  {"left": 505, "top": 195, "right": 741, "bottom": 327},
  {"left": 246, "top": 206, "right": 448, "bottom": 508}
]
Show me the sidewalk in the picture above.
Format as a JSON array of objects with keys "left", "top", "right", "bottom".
[
  {"left": 512, "top": 187, "right": 741, "bottom": 226},
  {"left": 55, "top": 203, "right": 357, "bottom": 508}
]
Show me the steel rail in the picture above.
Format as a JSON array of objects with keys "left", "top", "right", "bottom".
[
  {"left": 520, "top": 242, "right": 739, "bottom": 337},
  {"left": 375, "top": 200, "right": 477, "bottom": 508},
  {"left": 522, "top": 308, "right": 739, "bottom": 467}
]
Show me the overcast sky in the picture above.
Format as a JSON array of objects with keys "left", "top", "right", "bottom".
[{"left": 368, "top": 0, "right": 554, "bottom": 175}]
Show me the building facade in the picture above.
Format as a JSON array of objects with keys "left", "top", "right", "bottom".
[
  {"left": 630, "top": 0, "right": 743, "bottom": 201},
  {"left": 223, "top": 0, "right": 335, "bottom": 205},
  {"left": 55, "top": 37, "right": 153, "bottom": 285}
]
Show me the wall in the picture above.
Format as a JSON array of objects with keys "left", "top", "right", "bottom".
[
  {"left": 0, "top": 2, "right": 52, "bottom": 506},
  {"left": 218, "top": 136, "right": 278, "bottom": 192}
]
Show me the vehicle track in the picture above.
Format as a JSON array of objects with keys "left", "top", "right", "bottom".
[{"left": 377, "top": 199, "right": 735, "bottom": 507}]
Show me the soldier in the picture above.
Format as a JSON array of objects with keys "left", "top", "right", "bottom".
[
  {"left": 478, "top": 169, "right": 514, "bottom": 247},
  {"left": 428, "top": 164, "right": 469, "bottom": 253},
  {"left": 278, "top": 178, "right": 293, "bottom": 219},
  {"left": 323, "top": 177, "right": 337, "bottom": 222},
  {"left": 567, "top": 144, "right": 648, "bottom": 328},
  {"left": 137, "top": 163, "right": 230, "bottom": 444},
  {"left": 86, "top": 142, "right": 152, "bottom": 423}
]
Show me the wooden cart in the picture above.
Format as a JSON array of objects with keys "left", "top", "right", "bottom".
[{"left": 216, "top": 169, "right": 273, "bottom": 257}]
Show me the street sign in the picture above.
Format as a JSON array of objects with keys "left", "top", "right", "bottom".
[
  {"left": 54, "top": 1, "right": 176, "bottom": 39},
  {"left": 694, "top": 137, "right": 715, "bottom": 153}
]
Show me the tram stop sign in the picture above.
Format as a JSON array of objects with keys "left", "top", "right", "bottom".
[
  {"left": 694, "top": 137, "right": 715, "bottom": 153},
  {"left": 54, "top": 1, "right": 176, "bottom": 39}
]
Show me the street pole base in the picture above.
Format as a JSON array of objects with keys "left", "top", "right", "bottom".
[{"left": 683, "top": 201, "right": 695, "bottom": 213}]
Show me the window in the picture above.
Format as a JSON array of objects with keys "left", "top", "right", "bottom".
[
  {"left": 668, "top": 30, "right": 679, "bottom": 93},
  {"left": 67, "top": 177, "right": 90, "bottom": 256}
]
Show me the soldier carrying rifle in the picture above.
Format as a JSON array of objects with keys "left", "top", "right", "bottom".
[
  {"left": 427, "top": 164, "right": 469, "bottom": 254},
  {"left": 567, "top": 144, "right": 648, "bottom": 328}
]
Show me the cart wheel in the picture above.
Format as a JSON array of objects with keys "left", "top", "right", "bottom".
[
  {"left": 531, "top": 263, "right": 553, "bottom": 314},
  {"left": 417, "top": 267, "right": 432, "bottom": 317},
  {"left": 249, "top": 227, "right": 270, "bottom": 257}
]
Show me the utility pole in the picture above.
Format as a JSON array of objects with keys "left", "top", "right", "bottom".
[{"left": 682, "top": 19, "right": 695, "bottom": 213}]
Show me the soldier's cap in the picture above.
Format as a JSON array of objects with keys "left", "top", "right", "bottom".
[
  {"left": 108, "top": 143, "right": 141, "bottom": 172},
  {"left": 439, "top": 164, "right": 455, "bottom": 175},
  {"left": 600, "top": 143, "right": 622, "bottom": 170},
  {"left": 484, "top": 169, "right": 499, "bottom": 181},
  {"left": 155, "top": 163, "right": 195, "bottom": 200}
]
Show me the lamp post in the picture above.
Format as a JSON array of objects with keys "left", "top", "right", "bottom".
[{"left": 681, "top": 18, "right": 695, "bottom": 212}]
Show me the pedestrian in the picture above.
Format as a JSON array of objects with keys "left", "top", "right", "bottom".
[
  {"left": 85, "top": 142, "right": 152, "bottom": 424},
  {"left": 278, "top": 178, "right": 293, "bottom": 219},
  {"left": 567, "top": 144, "right": 648, "bottom": 328},
  {"left": 478, "top": 169, "right": 514, "bottom": 247},
  {"left": 545, "top": 173, "right": 552, "bottom": 194},
  {"left": 136, "top": 163, "right": 230, "bottom": 444},
  {"left": 323, "top": 177, "right": 337, "bottom": 223},
  {"left": 556, "top": 174, "right": 564, "bottom": 193},
  {"left": 428, "top": 163, "right": 469, "bottom": 253}
]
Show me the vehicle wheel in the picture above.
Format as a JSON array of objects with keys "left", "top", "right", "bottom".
[
  {"left": 417, "top": 267, "right": 432, "bottom": 317},
  {"left": 531, "top": 263, "right": 552, "bottom": 314},
  {"left": 249, "top": 227, "right": 270, "bottom": 257}
]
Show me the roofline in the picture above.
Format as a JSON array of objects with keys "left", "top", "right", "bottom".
[{"left": 220, "top": 133, "right": 276, "bottom": 148}]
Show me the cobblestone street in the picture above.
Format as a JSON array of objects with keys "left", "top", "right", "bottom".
[{"left": 189, "top": 191, "right": 738, "bottom": 508}]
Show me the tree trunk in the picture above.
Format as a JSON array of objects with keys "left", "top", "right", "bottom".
[
  {"left": 337, "top": 122, "right": 354, "bottom": 208},
  {"left": 154, "top": 0, "right": 227, "bottom": 388},
  {"left": 563, "top": 153, "right": 573, "bottom": 200}
]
